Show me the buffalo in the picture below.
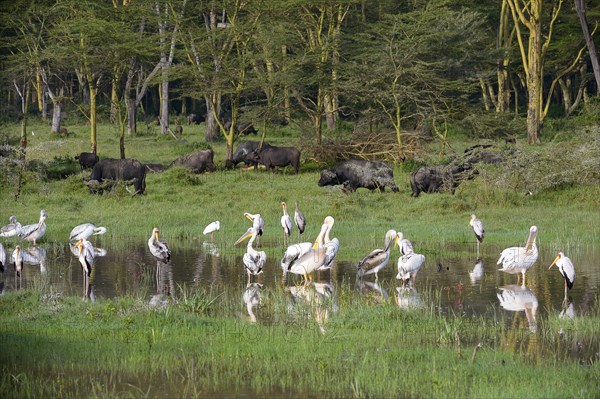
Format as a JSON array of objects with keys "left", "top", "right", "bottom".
[
  {"left": 254, "top": 145, "right": 300, "bottom": 174},
  {"left": 187, "top": 113, "right": 204, "bottom": 125},
  {"left": 226, "top": 141, "right": 271, "bottom": 169},
  {"left": 171, "top": 149, "right": 216, "bottom": 173},
  {"left": 318, "top": 159, "right": 399, "bottom": 192},
  {"left": 75, "top": 152, "right": 99, "bottom": 171},
  {"left": 88, "top": 158, "right": 146, "bottom": 195},
  {"left": 224, "top": 119, "right": 258, "bottom": 136},
  {"left": 409, "top": 163, "right": 472, "bottom": 197}
]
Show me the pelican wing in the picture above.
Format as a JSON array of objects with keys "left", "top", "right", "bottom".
[
  {"left": 321, "top": 238, "right": 340, "bottom": 270},
  {"left": 396, "top": 253, "right": 425, "bottom": 280},
  {"left": 497, "top": 246, "right": 538, "bottom": 272},
  {"left": 19, "top": 223, "right": 39, "bottom": 240},
  {"left": 281, "top": 242, "right": 312, "bottom": 271},
  {"left": 289, "top": 247, "right": 327, "bottom": 275},
  {"left": 356, "top": 248, "right": 388, "bottom": 273}
]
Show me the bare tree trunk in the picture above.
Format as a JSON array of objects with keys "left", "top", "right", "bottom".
[
  {"left": 89, "top": 82, "right": 98, "bottom": 155},
  {"left": 574, "top": 0, "right": 600, "bottom": 93}
]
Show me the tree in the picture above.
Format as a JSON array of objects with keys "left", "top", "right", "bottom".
[{"left": 574, "top": 0, "right": 600, "bottom": 93}]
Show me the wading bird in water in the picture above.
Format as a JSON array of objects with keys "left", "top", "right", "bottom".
[
  {"left": 19, "top": 210, "right": 47, "bottom": 245},
  {"left": 0, "top": 216, "right": 22, "bottom": 238},
  {"left": 12, "top": 245, "right": 23, "bottom": 287},
  {"left": 294, "top": 201, "right": 306, "bottom": 241},
  {"left": 280, "top": 202, "right": 293, "bottom": 244},
  {"left": 235, "top": 227, "right": 267, "bottom": 283},
  {"left": 203, "top": 220, "right": 220, "bottom": 242},
  {"left": 243, "top": 212, "right": 264, "bottom": 245},
  {"left": 469, "top": 214, "right": 484, "bottom": 256},
  {"left": 497, "top": 225, "right": 538, "bottom": 286},
  {"left": 69, "top": 223, "right": 107, "bottom": 242},
  {"left": 74, "top": 238, "right": 95, "bottom": 300},
  {"left": 548, "top": 251, "right": 575, "bottom": 300},
  {"left": 356, "top": 229, "right": 398, "bottom": 281},
  {"left": 287, "top": 221, "right": 330, "bottom": 286},
  {"left": 395, "top": 232, "right": 425, "bottom": 288},
  {"left": 148, "top": 227, "right": 171, "bottom": 263}
]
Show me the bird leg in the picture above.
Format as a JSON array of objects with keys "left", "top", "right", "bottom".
[{"left": 303, "top": 273, "right": 309, "bottom": 287}]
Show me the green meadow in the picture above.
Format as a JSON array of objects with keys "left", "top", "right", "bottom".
[{"left": 0, "top": 119, "right": 599, "bottom": 398}]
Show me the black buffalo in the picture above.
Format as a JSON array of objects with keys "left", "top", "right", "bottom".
[
  {"left": 75, "top": 152, "right": 99, "bottom": 170},
  {"left": 171, "top": 149, "right": 216, "bottom": 173},
  {"left": 409, "top": 163, "right": 472, "bottom": 197},
  {"left": 254, "top": 145, "right": 300, "bottom": 174},
  {"left": 88, "top": 158, "right": 146, "bottom": 195},
  {"left": 318, "top": 159, "right": 399, "bottom": 192},
  {"left": 226, "top": 141, "right": 271, "bottom": 169},
  {"left": 187, "top": 113, "right": 204, "bottom": 125},
  {"left": 224, "top": 119, "right": 258, "bottom": 136}
]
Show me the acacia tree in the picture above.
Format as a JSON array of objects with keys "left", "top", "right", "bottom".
[{"left": 574, "top": 0, "right": 600, "bottom": 94}]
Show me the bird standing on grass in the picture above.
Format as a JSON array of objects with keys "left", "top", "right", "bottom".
[
  {"left": 497, "top": 225, "right": 538, "bottom": 286},
  {"left": 294, "top": 201, "right": 306, "bottom": 241},
  {"left": 19, "top": 210, "right": 47, "bottom": 245},
  {"left": 281, "top": 202, "right": 293, "bottom": 244},
  {"left": 0, "top": 216, "right": 22, "bottom": 238}
]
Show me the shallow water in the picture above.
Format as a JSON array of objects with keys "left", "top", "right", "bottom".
[{"left": 1, "top": 237, "right": 598, "bottom": 346}]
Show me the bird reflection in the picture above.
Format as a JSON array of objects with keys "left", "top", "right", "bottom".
[
  {"left": 497, "top": 285, "right": 538, "bottom": 333},
  {"left": 0, "top": 243, "right": 6, "bottom": 272},
  {"left": 356, "top": 278, "right": 389, "bottom": 303},
  {"left": 156, "top": 261, "right": 175, "bottom": 300},
  {"left": 559, "top": 300, "right": 575, "bottom": 320},
  {"left": 243, "top": 282, "right": 263, "bottom": 323},
  {"left": 71, "top": 239, "right": 96, "bottom": 301},
  {"left": 469, "top": 258, "right": 484, "bottom": 284},
  {"left": 395, "top": 286, "right": 423, "bottom": 310},
  {"left": 22, "top": 246, "right": 47, "bottom": 274},
  {"left": 288, "top": 282, "right": 336, "bottom": 334},
  {"left": 202, "top": 241, "right": 220, "bottom": 257}
]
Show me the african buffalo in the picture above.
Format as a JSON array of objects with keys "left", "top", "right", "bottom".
[
  {"left": 187, "top": 113, "right": 204, "bottom": 125},
  {"left": 253, "top": 145, "right": 300, "bottom": 174},
  {"left": 88, "top": 158, "right": 146, "bottom": 195},
  {"left": 225, "top": 141, "right": 271, "bottom": 169},
  {"left": 409, "top": 164, "right": 471, "bottom": 197},
  {"left": 318, "top": 159, "right": 399, "bottom": 192},
  {"left": 75, "top": 152, "right": 99, "bottom": 170},
  {"left": 224, "top": 119, "right": 258, "bottom": 136},
  {"left": 171, "top": 149, "right": 216, "bottom": 173}
]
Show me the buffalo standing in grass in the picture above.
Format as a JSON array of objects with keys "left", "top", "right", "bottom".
[
  {"left": 253, "top": 145, "right": 300, "bottom": 174},
  {"left": 88, "top": 158, "right": 146, "bottom": 195},
  {"left": 171, "top": 149, "right": 216, "bottom": 173},
  {"left": 75, "top": 152, "right": 99, "bottom": 171},
  {"left": 226, "top": 141, "right": 271, "bottom": 169},
  {"left": 318, "top": 159, "right": 399, "bottom": 192}
]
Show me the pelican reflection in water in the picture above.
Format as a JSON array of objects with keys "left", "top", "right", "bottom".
[
  {"left": 243, "top": 283, "right": 263, "bottom": 323},
  {"left": 356, "top": 279, "right": 389, "bottom": 303},
  {"left": 395, "top": 286, "right": 424, "bottom": 310},
  {"left": 288, "top": 282, "right": 336, "bottom": 334},
  {"left": 497, "top": 285, "right": 538, "bottom": 333},
  {"left": 469, "top": 258, "right": 484, "bottom": 284}
]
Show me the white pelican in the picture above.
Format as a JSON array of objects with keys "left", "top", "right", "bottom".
[
  {"left": 469, "top": 214, "right": 484, "bottom": 255},
  {"left": 356, "top": 229, "right": 397, "bottom": 281},
  {"left": 243, "top": 212, "right": 264, "bottom": 245},
  {"left": 280, "top": 202, "right": 293, "bottom": 242},
  {"left": 548, "top": 251, "right": 575, "bottom": 299},
  {"left": 148, "top": 227, "right": 171, "bottom": 263},
  {"left": 287, "top": 221, "right": 330, "bottom": 286},
  {"left": 19, "top": 210, "right": 47, "bottom": 245},
  {"left": 497, "top": 284, "right": 538, "bottom": 333},
  {"left": 69, "top": 223, "right": 107, "bottom": 242},
  {"left": 469, "top": 258, "right": 484, "bottom": 284},
  {"left": 12, "top": 245, "right": 23, "bottom": 278},
  {"left": 395, "top": 233, "right": 425, "bottom": 288},
  {"left": 294, "top": 201, "right": 306, "bottom": 240},
  {"left": 319, "top": 216, "right": 339, "bottom": 272},
  {"left": 235, "top": 227, "right": 267, "bottom": 282},
  {"left": 281, "top": 242, "right": 313, "bottom": 274},
  {"left": 74, "top": 238, "right": 95, "bottom": 299},
  {"left": 497, "top": 225, "right": 538, "bottom": 286},
  {"left": 0, "top": 243, "right": 5, "bottom": 272},
  {"left": 0, "top": 216, "right": 22, "bottom": 238},
  {"left": 202, "top": 220, "right": 220, "bottom": 242},
  {"left": 242, "top": 282, "right": 263, "bottom": 323}
]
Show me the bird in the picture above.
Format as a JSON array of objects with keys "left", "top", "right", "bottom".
[
  {"left": 0, "top": 243, "right": 5, "bottom": 272},
  {"left": 281, "top": 241, "right": 313, "bottom": 274},
  {"left": 548, "top": 251, "right": 575, "bottom": 299},
  {"left": 469, "top": 214, "right": 485, "bottom": 256},
  {"left": 319, "top": 216, "right": 339, "bottom": 272},
  {"left": 203, "top": 220, "right": 220, "bottom": 242},
  {"left": 243, "top": 212, "right": 264, "bottom": 245},
  {"left": 235, "top": 227, "right": 267, "bottom": 283},
  {"left": 356, "top": 229, "right": 397, "bottom": 281},
  {"left": 74, "top": 238, "right": 95, "bottom": 300},
  {"left": 497, "top": 225, "right": 539, "bottom": 286},
  {"left": 12, "top": 245, "right": 23, "bottom": 279},
  {"left": 243, "top": 282, "right": 263, "bottom": 323},
  {"left": 280, "top": 202, "right": 293, "bottom": 243},
  {"left": 19, "top": 210, "right": 47, "bottom": 245},
  {"left": 294, "top": 201, "right": 306, "bottom": 240},
  {"left": 69, "top": 223, "right": 107, "bottom": 242},
  {"left": 0, "top": 216, "right": 22, "bottom": 238},
  {"left": 148, "top": 227, "right": 171, "bottom": 263},
  {"left": 287, "top": 221, "right": 330, "bottom": 286},
  {"left": 395, "top": 232, "right": 425, "bottom": 288}
]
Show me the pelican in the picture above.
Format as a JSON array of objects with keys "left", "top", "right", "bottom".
[
  {"left": 243, "top": 212, "right": 264, "bottom": 245},
  {"left": 319, "top": 216, "right": 339, "bottom": 272},
  {"left": 19, "top": 210, "right": 47, "bottom": 245},
  {"left": 243, "top": 282, "right": 263, "bottom": 323},
  {"left": 548, "top": 251, "right": 575, "bottom": 299},
  {"left": 235, "top": 227, "right": 267, "bottom": 282},
  {"left": 497, "top": 284, "right": 538, "bottom": 333},
  {"left": 148, "top": 227, "right": 171, "bottom": 263},
  {"left": 469, "top": 214, "right": 484, "bottom": 255},
  {"left": 281, "top": 242, "right": 313, "bottom": 274},
  {"left": 0, "top": 216, "right": 22, "bottom": 238},
  {"left": 287, "top": 221, "right": 330, "bottom": 286},
  {"left": 497, "top": 225, "right": 538, "bottom": 286},
  {"left": 294, "top": 201, "right": 306, "bottom": 240},
  {"left": 74, "top": 238, "right": 94, "bottom": 299},
  {"left": 203, "top": 220, "right": 220, "bottom": 242},
  {"left": 280, "top": 202, "right": 293, "bottom": 242},
  {"left": 356, "top": 229, "right": 397, "bottom": 281},
  {"left": 69, "top": 223, "right": 107, "bottom": 242},
  {"left": 395, "top": 232, "right": 425, "bottom": 288},
  {"left": 0, "top": 243, "right": 5, "bottom": 272},
  {"left": 12, "top": 245, "right": 23, "bottom": 279},
  {"left": 469, "top": 258, "right": 484, "bottom": 284}
]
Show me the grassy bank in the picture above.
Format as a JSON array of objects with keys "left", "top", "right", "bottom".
[{"left": 0, "top": 287, "right": 598, "bottom": 398}]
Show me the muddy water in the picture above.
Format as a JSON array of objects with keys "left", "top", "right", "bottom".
[{"left": 2, "top": 237, "right": 598, "bottom": 340}]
